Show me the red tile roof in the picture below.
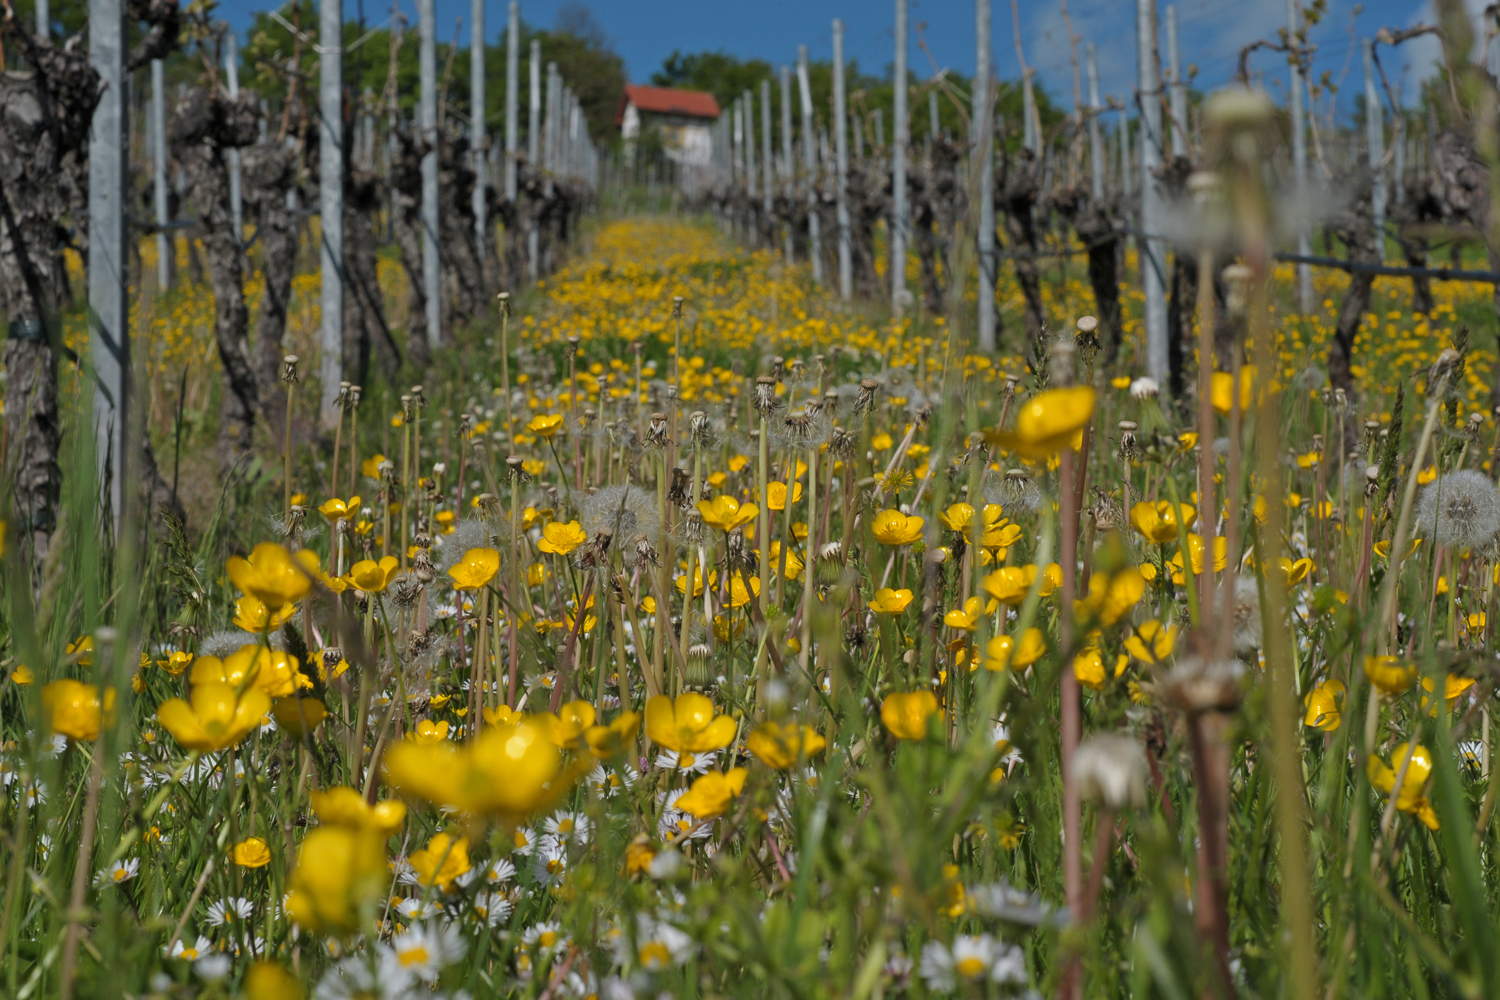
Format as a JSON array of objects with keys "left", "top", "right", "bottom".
[{"left": 616, "top": 85, "right": 721, "bottom": 125}]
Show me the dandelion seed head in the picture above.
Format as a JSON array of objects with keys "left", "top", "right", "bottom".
[{"left": 1416, "top": 470, "right": 1500, "bottom": 550}]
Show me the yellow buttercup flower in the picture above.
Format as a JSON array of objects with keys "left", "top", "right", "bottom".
[
  {"left": 1130, "top": 501, "right": 1196, "bottom": 543},
  {"left": 1303, "top": 679, "right": 1345, "bottom": 730},
  {"left": 1169, "top": 535, "right": 1227, "bottom": 582},
  {"left": 746, "top": 722, "right": 826, "bottom": 769},
  {"left": 1123, "top": 620, "right": 1178, "bottom": 664},
  {"left": 409, "top": 719, "right": 451, "bottom": 744},
  {"left": 1419, "top": 674, "right": 1476, "bottom": 715},
  {"left": 872, "top": 509, "right": 924, "bottom": 546},
  {"left": 1279, "top": 557, "right": 1316, "bottom": 586},
  {"left": 483, "top": 704, "right": 519, "bottom": 727},
  {"left": 65, "top": 636, "right": 95, "bottom": 665},
  {"left": 42, "top": 680, "right": 115, "bottom": 742},
  {"left": 1073, "top": 567, "right": 1146, "bottom": 626},
  {"left": 272, "top": 697, "right": 328, "bottom": 738},
  {"left": 697, "top": 495, "right": 758, "bottom": 532},
  {"left": 944, "top": 595, "right": 998, "bottom": 631},
  {"left": 727, "top": 574, "right": 761, "bottom": 607},
  {"left": 448, "top": 547, "right": 501, "bottom": 590},
  {"left": 645, "top": 693, "right": 737, "bottom": 752},
  {"left": 583, "top": 711, "right": 641, "bottom": 757},
  {"left": 192, "top": 645, "right": 308, "bottom": 699},
  {"left": 527, "top": 413, "right": 565, "bottom": 437},
  {"left": 769, "top": 541, "right": 803, "bottom": 580},
  {"left": 982, "top": 628, "right": 1046, "bottom": 670},
  {"left": 880, "top": 690, "right": 940, "bottom": 740},
  {"left": 383, "top": 719, "right": 577, "bottom": 825},
  {"left": 348, "top": 556, "right": 400, "bottom": 593},
  {"left": 1367, "top": 743, "right": 1439, "bottom": 830},
  {"left": 318, "top": 495, "right": 361, "bottom": 521},
  {"left": 674, "top": 768, "right": 748, "bottom": 819},
  {"left": 285, "top": 826, "right": 390, "bottom": 933},
  {"left": 980, "top": 566, "right": 1033, "bottom": 606},
  {"left": 867, "top": 588, "right": 914, "bottom": 614},
  {"left": 232, "top": 836, "right": 273, "bottom": 869},
  {"left": 1073, "top": 649, "right": 1105, "bottom": 690},
  {"left": 1210, "top": 366, "right": 1255, "bottom": 415},
  {"left": 537, "top": 700, "right": 597, "bottom": 749},
  {"left": 538, "top": 520, "right": 587, "bottom": 554},
  {"left": 984, "top": 386, "right": 1095, "bottom": 459},
  {"left": 408, "top": 832, "right": 472, "bottom": 889},
  {"left": 232, "top": 595, "right": 297, "bottom": 633},
  {"left": 766, "top": 481, "right": 803, "bottom": 510},
  {"left": 676, "top": 565, "right": 717, "bottom": 596},
  {"left": 309, "top": 787, "right": 407, "bottom": 834},
  {"left": 1364, "top": 655, "right": 1418, "bottom": 697},
  {"left": 227, "top": 543, "right": 317, "bottom": 611},
  {"left": 156, "top": 682, "right": 270, "bottom": 751}
]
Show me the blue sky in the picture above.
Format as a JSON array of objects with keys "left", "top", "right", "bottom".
[{"left": 221, "top": 0, "right": 1459, "bottom": 117}]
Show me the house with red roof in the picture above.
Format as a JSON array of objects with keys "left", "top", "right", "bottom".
[{"left": 616, "top": 85, "right": 721, "bottom": 167}]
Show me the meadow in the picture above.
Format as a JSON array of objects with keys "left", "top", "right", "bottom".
[{"left": 8, "top": 162, "right": 1500, "bottom": 1000}]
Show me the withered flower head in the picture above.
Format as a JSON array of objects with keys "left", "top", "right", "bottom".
[
  {"left": 646, "top": 412, "right": 670, "bottom": 449},
  {"left": 1158, "top": 654, "right": 1243, "bottom": 714},
  {"left": 689, "top": 410, "right": 714, "bottom": 448},
  {"left": 754, "top": 376, "right": 784, "bottom": 419},
  {"left": 854, "top": 377, "right": 881, "bottom": 415},
  {"left": 667, "top": 467, "right": 690, "bottom": 507}
]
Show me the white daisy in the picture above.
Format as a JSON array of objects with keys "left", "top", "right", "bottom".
[
  {"left": 634, "top": 915, "right": 695, "bottom": 970},
  {"left": 204, "top": 897, "right": 254, "bottom": 927},
  {"left": 919, "top": 934, "right": 1027, "bottom": 991},
  {"left": 313, "top": 952, "right": 417, "bottom": 1000},
  {"left": 544, "top": 810, "right": 591, "bottom": 845},
  {"left": 511, "top": 826, "right": 538, "bottom": 857},
  {"left": 22, "top": 780, "right": 46, "bottom": 808},
  {"left": 589, "top": 764, "right": 637, "bottom": 798},
  {"left": 193, "top": 953, "right": 232, "bottom": 981},
  {"left": 654, "top": 749, "right": 715, "bottom": 775},
  {"left": 485, "top": 858, "right": 517, "bottom": 884},
  {"left": 395, "top": 897, "right": 437, "bottom": 921},
  {"left": 96, "top": 858, "right": 140, "bottom": 887},
  {"left": 659, "top": 801, "right": 711, "bottom": 842},
  {"left": 165, "top": 935, "right": 214, "bottom": 961},
  {"left": 531, "top": 836, "right": 569, "bottom": 886},
  {"left": 390, "top": 921, "right": 466, "bottom": 981},
  {"left": 472, "top": 891, "right": 512, "bottom": 927},
  {"left": 520, "top": 920, "right": 569, "bottom": 956}
]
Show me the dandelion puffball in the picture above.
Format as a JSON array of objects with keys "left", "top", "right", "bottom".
[{"left": 1415, "top": 469, "right": 1500, "bottom": 550}]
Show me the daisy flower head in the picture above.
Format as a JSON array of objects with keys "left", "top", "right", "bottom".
[
  {"left": 589, "top": 763, "right": 637, "bottom": 797},
  {"left": 532, "top": 835, "right": 570, "bottom": 886},
  {"left": 193, "top": 953, "right": 233, "bottom": 981},
  {"left": 314, "top": 952, "right": 415, "bottom": 1000},
  {"left": 395, "top": 896, "right": 438, "bottom": 922},
  {"left": 544, "top": 810, "right": 592, "bottom": 845},
  {"left": 96, "top": 858, "right": 140, "bottom": 887},
  {"left": 390, "top": 921, "right": 467, "bottom": 981},
  {"left": 204, "top": 896, "right": 254, "bottom": 927},
  {"left": 655, "top": 749, "right": 716, "bottom": 775},
  {"left": 472, "top": 891, "right": 513, "bottom": 927},
  {"left": 165, "top": 935, "right": 214, "bottom": 961},
  {"left": 511, "top": 825, "right": 538, "bottom": 856},
  {"left": 634, "top": 915, "right": 695, "bottom": 970},
  {"left": 521, "top": 920, "right": 570, "bottom": 957},
  {"left": 657, "top": 806, "right": 711, "bottom": 842},
  {"left": 919, "top": 934, "right": 1027, "bottom": 992}
]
